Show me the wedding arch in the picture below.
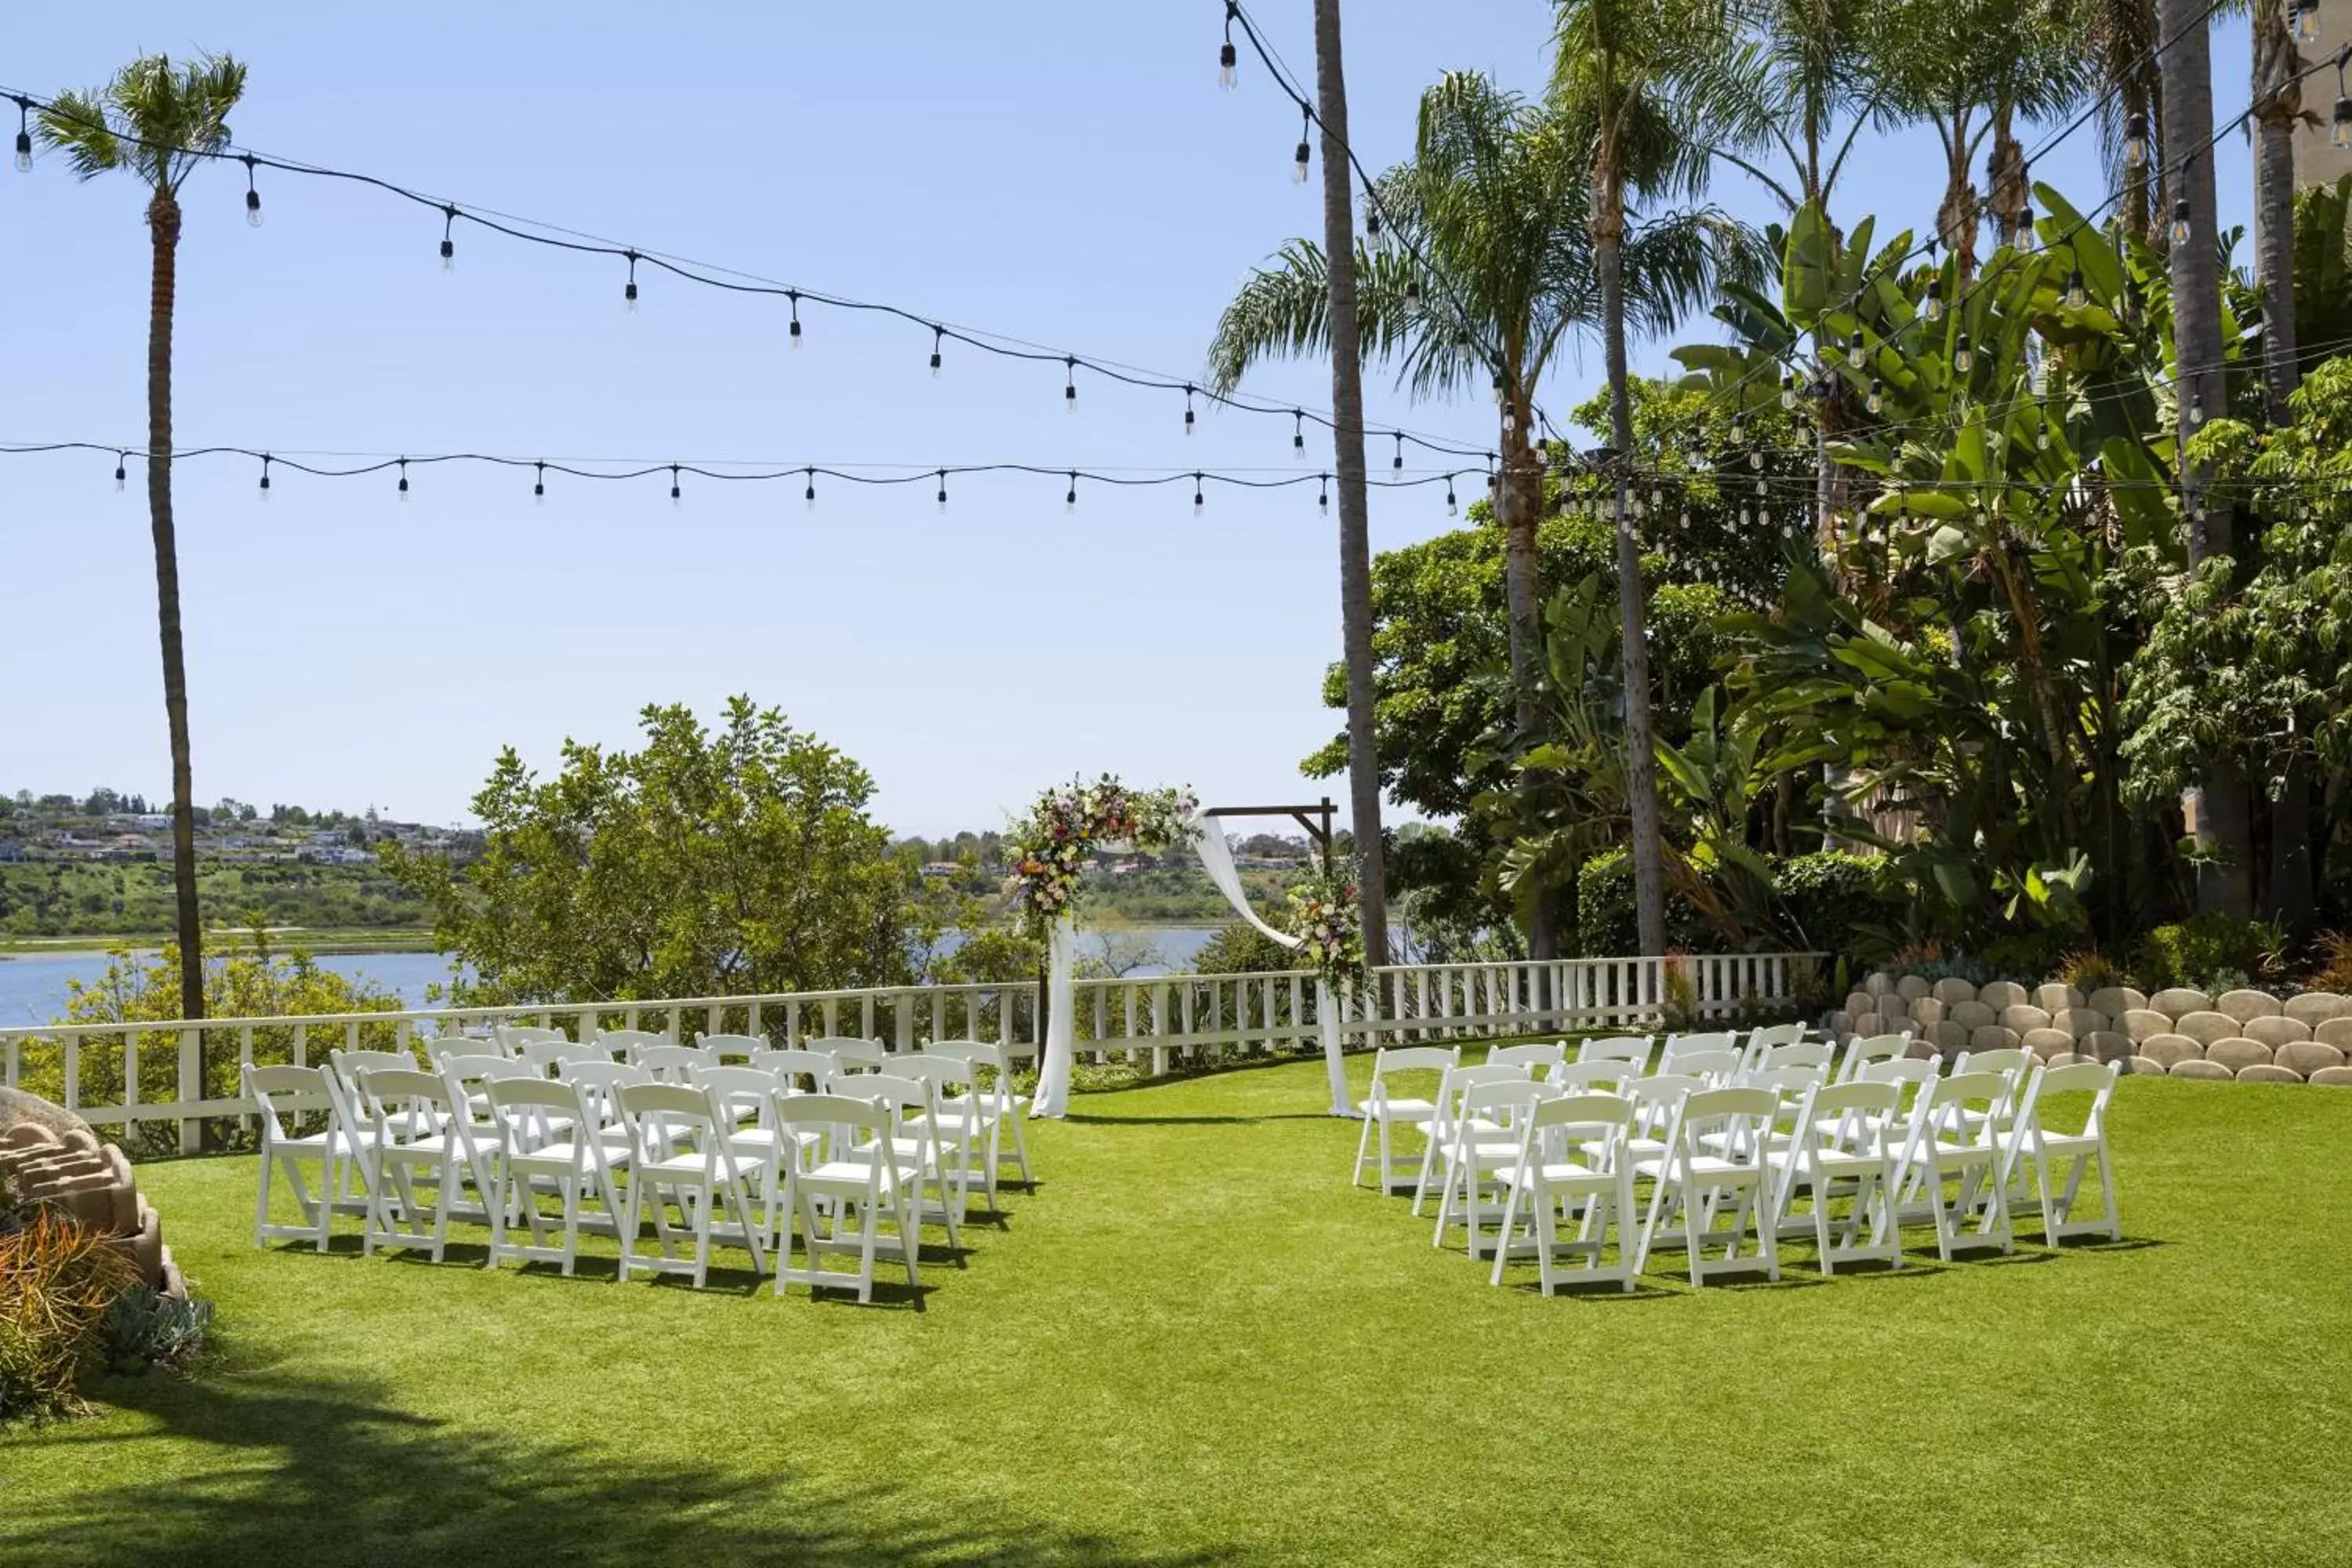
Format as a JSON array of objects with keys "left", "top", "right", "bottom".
[{"left": 1008, "top": 775, "right": 1363, "bottom": 1120}]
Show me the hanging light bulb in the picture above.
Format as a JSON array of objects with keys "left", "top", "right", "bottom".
[
  {"left": 1065, "top": 470, "right": 1079, "bottom": 513},
  {"left": 1780, "top": 373, "right": 1798, "bottom": 411},
  {"left": 1220, "top": 3, "right": 1240, "bottom": 87},
  {"left": 1403, "top": 274, "right": 1422, "bottom": 317},
  {"left": 2295, "top": 0, "right": 2320, "bottom": 43},
  {"left": 1867, "top": 377, "right": 1884, "bottom": 416},
  {"left": 1846, "top": 330, "right": 1866, "bottom": 370},
  {"left": 242, "top": 155, "right": 263, "bottom": 227},
  {"left": 2065, "top": 268, "right": 2086, "bottom": 308},
  {"left": 533, "top": 462, "right": 546, "bottom": 503},
  {"left": 804, "top": 468, "right": 816, "bottom": 510},
  {"left": 1294, "top": 105, "right": 1312, "bottom": 183},
  {"left": 1729, "top": 413, "right": 1748, "bottom": 450},
  {"left": 937, "top": 470, "right": 949, "bottom": 514},
  {"left": 2188, "top": 391, "right": 2205, "bottom": 426},
  {"left": 2125, "top": 111, "right": 2150, "bottom": 170},
  {"left": 623, "top": 251, "right": 640, "bottom": 312},
  {"left": 1679, "top": 507, "right": 1692, "bottom": 529},
  {"left": 2170, "top": 196, "right": 2192, "bottom": 245},
  {"left": 1392, "top": 433, "right": 1405, "bottom": 472},
  {"left": 1650, "top": 486, "right": 1664, "bottom": 509},
  {"left": 440, "top": 205, "right": 456, "bottom": 270},
  {"left": 786, "top": 290, "right": 804, "bottom": 348},
  {"left": 1186, "top": 385, "right": 1200, "bottom": 437},
  {"left": 1924, "top": 278, "right": 1944, "bottom": 322},
  {"left": 1445, "top": 477, "right": 1459, "bottom": 517},
  {"left": 2013, "top": 205, "right": 2034, "bottom": 247},
  {"left": 1194, "top": 473, "right": 1206, "bottom": 515},
  {"left": 1740, "top": 504, "right": 1753, "bottom": 528},
  {"left": 1364, "top": 201, "right": 1384, "bottom": 251},
  {"left": 397, "top": 458, "right": 410, "bottom": 501},
  {"left": 1954, "top": 332, "right": 1973, "bottom": 374},
  {"left": 1065, "top": 357, "right": 1078, "bottom": 412},
  {"left": 1749, "top": 446, "right": 1765, "bottom": 470},
  {"left": 2335, "top": 93, "right": 2352, "bottom": 151},
  {"left": 670, "top": 464, "right": 682, "bottom": 506},
  {"left": 1293, "top": 408, "right": 1307, "bottom": 459},
  {"left": 1319, "top": 473, "right": 1330, "bottom": 515},
  {"left": 12, "top": 96, "right": 30, "bottom": 173},
  {"left": 256, "top": 453, "right": 271, "bottom": 500},
  {"left": 113, "top": 452, "right": 128, "bottom": 492},
  {"left": 930, "top": 327, "right": 944, "bottom": 379},
  {"left": 1754, "top": 476, "right": 1768, "bottom": 498}
]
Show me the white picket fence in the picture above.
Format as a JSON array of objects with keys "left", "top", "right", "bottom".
[{"left": 0, "top": 953, "right": 1820, "bottom": 1152}]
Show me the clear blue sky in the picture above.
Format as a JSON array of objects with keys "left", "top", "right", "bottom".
[{"left": 0, "top": 3, "right": 2251, "bottom": 837}]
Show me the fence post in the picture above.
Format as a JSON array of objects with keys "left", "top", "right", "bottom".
[{"left": 177, "top": 1025, "right": 203, "bottom": 1154}]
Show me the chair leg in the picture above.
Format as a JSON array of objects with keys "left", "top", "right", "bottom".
[
  {"left": 857, "top": 1192, "right": 880, "bottom": 1305},
  {"left": 252, "top": 1149, "right": 274, "bottom": 1250},
  {"left": 1352, "top": 1109, "right": 1375, "bottom": 1189}
]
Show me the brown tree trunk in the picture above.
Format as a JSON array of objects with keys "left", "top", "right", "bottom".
[
  {"left": 2252, "top": 13, "right": 2303, "bottom": 424},
  {"left": 147, "top": 191, "right": 206, "bottom": 1044},
  {"left": 2161, "top": 0, "right": 2253, "bottom": 916},
  {"left": 1595, "top": 176, "right": 1668, "bottom": 958},
  {"left": 1497, "top": 410, "right": 1559, "bottom": 960},
  {"left": 1936, "top": 114, "right": 1980, "bottom": 285},
  {"left": 1312, "top": 0, "right": 1390, "bottom": 970}
]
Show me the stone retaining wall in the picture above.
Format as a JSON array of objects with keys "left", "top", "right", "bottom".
[
  {"left": 0, "top": 1105, "right": 186, "bottom": 1298},
  {"left": 1826, "top": 972, "right": 2352, "bottom": 1086}
]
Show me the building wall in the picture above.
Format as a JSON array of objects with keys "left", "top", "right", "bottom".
[{"left": 2292, "top": 2, "right": 2352, "bottom": 188}]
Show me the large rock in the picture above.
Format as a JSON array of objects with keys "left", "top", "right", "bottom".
[
  {"left": 2120, "top": 1008, "right": 2176, "bottom": 1043},
  {"left": 2084, "top": 1031, "right": 2133, "bottom": 1065},
  {"left": 0, "top": 1084, "right": 94, "bottom": 1143},
  {"left": 2089, "top": 986, "right": 2149, "bottom": 1018},
  {"left": 2138, "top": 1034, "right": 2204, "bottom": 1070},
  {"left": 2243, "top": 1015, "right": 2311, "bottom": 1049},
  {"left": 2052, "top": 1007, "right": 2104, "bottom": 1040},
  {"left": 2127, "top": 1056, "right": 2174, "bottom": 1076},
  {"left": 2238, "top": 1063, "right": 2303, "bottom": 1084},
  {"left": 2310, "top": 1065, "right": 2352, "bottom": 1087},
  {"left": 2034, "top": 982, "right": 2088, "bottom": 1014},
  {"left": 1980, "top": 981, "right": 2031, "bottom": 1011},
  {"left": 2022, "top": 1028, "right": 2075, "bottom": 1062},
  {"left": 2274, "top": 1040, "right": 2347, "bottom": 1078},
  {"left": 2283, "top": 993, "right": 2346, "bottom": 1028},
  {"left": 1949, "top": 1000, "right": 1998, "bottom": 1031},
  {"left": 1895, "top": 974, "right": 1932, "bottom": 1003},
  {"left": 1864, "top": 971, "right": 1896, "bottom": 997},
  {"left": 2204, "top": 1037, "right": 2274, "bottom": 1073},
  {"left": 2170, "top": 1058, "right": 2234, "bottom": 1080},
  {"left": 1932, "top": 978, "right": 1980, "bottom": 1007},
  {"left": 2176, "top": 1011, "right": 2240, "bottom": 1047},
  {"left": 0, "top": 1094, "right": 181, "bottom": 1299},
  {"left": 1931, "top": 1021, "right": 1971, "bottom": 1056},
  {"left": 1969, "top": 1025, "right": 2022, "bottom": 1055},
  {"left": 1843, "top": 992, "right": 1873, "bottom": 1019},
  {"left": 2150, "top": 987, "right": 2213, "bottom": 1018},
  {"left": 1909, "top": 996, "right": 1947, "bottom": 1028},
  {"left": 2001, "top": 1004, "right": 2053, "bottom": 1036},
  {"left": 2315, "top": 1017, "right": 2352, "bottom": 1051},
  {"left": 2216, "top": 989, "right": 2283, "bottom": 1023},
  {"left": 1877, "top": 994, "right": 1912, "bottom": 1025},
  {"left": 1850, "top": 1012, "right": 1883, "bottom": 1040}
]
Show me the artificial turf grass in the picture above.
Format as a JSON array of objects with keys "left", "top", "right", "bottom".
[{"left": 2, "top": 1060, "right": 2348, "bottom": 1568}]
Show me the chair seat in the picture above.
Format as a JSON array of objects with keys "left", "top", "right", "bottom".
[
  {"left": 2034, "top": 1132, "right": 2100, "bottom": 1160},
  {"left": 1364, "top": 1096, "right": 1436, "bottom": 1120},
  {"left": 1509, "top": 1159, "right": 1612, "bottom": 1191},
  {"left": 802, "top": 1158, "right": 924, "bottom": 1189},
  {"left": 1634, "top": 1154, "right": 1765, "bottom": 1182},
  {"left": 642, "top": 1149, "right": 774, "bottom": 1181}
]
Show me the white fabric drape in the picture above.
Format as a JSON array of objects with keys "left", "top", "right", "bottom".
[{"left": 1028, "top": 815, "right": 1359, "bottom": 1120}]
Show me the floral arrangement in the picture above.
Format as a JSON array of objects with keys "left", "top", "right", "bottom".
[
  {"left": 1286, "top": 865, "right": 1368, "bottom": 1000},
  {"left": 1010, "top": 775, "right": 1196, "bottom": 934}
]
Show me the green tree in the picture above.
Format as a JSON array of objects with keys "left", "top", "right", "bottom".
[
  {"left": 383, "top": 698, "right": 920, "bottom": 1005},
  {"left": 35, "top": 53, "right": 250, "bottom": 1049}
]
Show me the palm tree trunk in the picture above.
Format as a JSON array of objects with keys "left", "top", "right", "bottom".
[
  {"left": 146, "top": 191, "right": 206, "bottom": 1040},
  {"left": 1595, "top": 190, "right": 1668, "bottom": 958},
  {"left": 2160, "top": 0, "right": 2253, "bottom": 916},
  {"left": 1497, "top": 419, "right": 1544, "bottom": 740},
  {"left": 2252, "top": 12, "right": 2302, "bottom": 426},
  {"left": 1312, "top": 0, "right": 1390, "bottom": 971}
]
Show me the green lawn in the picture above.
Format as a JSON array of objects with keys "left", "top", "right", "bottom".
[{"left": 5, "top": 1060, "right": 2349, "bottom": 1566}]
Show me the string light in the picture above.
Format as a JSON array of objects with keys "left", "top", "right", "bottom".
[
  {"left": 1954, "top": 332, "right": 1973, "bottom": 374},
  {"left": 1924, "top": 279, "right": 1944, "bottom": 322},
  {"left": 11, "top": 96, "right": 28, "bottom": 173},
  {"left": 242, "top": 154, "right": 262, "bottom": 228},
  {"left": 1846, "top": 331, "right": 1865, "bottom": 370},
  {"left": 1194, "top": 472, "right": 1206, "bottom": 514},
  {"left": 113, "top": 452, "right": 126, "bottom": 492},
  {"left": 1293, "top": 408, "right": 1307, "bottom": 459},
  {"left": 1403, "top": 274, "right": 1422, "bottom": 316},
  {"left": 1293, "top": 104, "right": 1312, "bottom": 183},
  {"left": 804, "top": 467, "right": 816, "bottom": 510},
  {"left": 670, "top": 463, "right": 682, "bottom": 505},
  {"left": 1219, "top": 2, "right": 1239, "bottom": 89},
  {"left": 1867, "top": 377, "right": 1884, "bottom": 416},
  {"left": 1065, "top": 356, "right": 1078, "bottom": 412},
  {"left": 1392, "top": 433, "right": 1405, "bottom": 472},
  {"left": 1363, "top": 201, "right": 1383, "bottom": 251},
  {"left": 1445, "top": 476, "right": 1457, "bottom": 517},
  {"left": 440, "top": 204, "right": 456, "bottom": 270},
  {"left": 930, "top": 327, "right": 943, "bottom": 378},
  {"left": 1065, "top": 470, "right": 1079, "bottom": 513},
  {"left": 623, "top": 250, "right": 639, "bottom": 312},
  {"left": 396, "top": 458, "right": 409, "bottom": 500},
  {"left": 2188, "top": 392, "right": 2205, "bottom": 426},
  {"left": 2125, "top": 111, "right": 2150, "bottom": 169},
  {"left": 2013, "top": 204, "right": 2035, "bottom": 247},
  {"left": 2065, "top": 268, "right": 2086, "bottom": 308},
  {"left": 2170, "top": 194, "right": 2192, "bottom": 245},
  {"left": 937, "top": 469, "right": 949, "bottom": 513},
  {"left": 533, "top": 461, "right": 545, "bottom": 502},
  {"left": 1185, "top": 384, "right": 1199, "bottom": 437},
  {"left": 258, "top": 452, "right": 270, "bottom": 499},
  {"left": 1318, "top": 472, "right": 1330, "bottom": 514},
  {"left": 1780, "top": 373, "right": 1798, "bottom": 411},
  {"left": 2295, "top": 0, "right": 2320, "bottom": 44},
  {"left": 2336, "top": 55, "right": 2352, "bottom": 150},
  {"left": 789, "top": 289, "right": 803, "bottom": 347}
]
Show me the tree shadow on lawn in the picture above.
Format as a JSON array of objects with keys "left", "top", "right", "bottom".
[
  {"left": 15, "top": 1367, "right": 1235, "bottom": 1568},
  {"left": 371, "top": 1240, "right": 962, "bottom": 1310}
]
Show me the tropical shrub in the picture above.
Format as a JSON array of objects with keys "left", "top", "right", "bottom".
[
  {"left": 2131, "top": 913, "right": 2285, "bottom": 993},
  {"left": 0, "top": 1206, "right": 139, "bottom": 1424},
  {"left": 1769, "top": 853, "right": 1896, "bottom": 961},
  {"left": 1576, "top": 850, "right": 1712, "bottom": 956}
]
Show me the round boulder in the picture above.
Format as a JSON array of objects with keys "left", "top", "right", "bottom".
[
  {"left": 2170, "top": 1058, "right": 2234, "bottom": 1080},
  {"left": 1826, "top": 1011, "right": 1853, "bottom": 1039},
  {"left": 2204, "top": 1037, "right": 2274, "bottom": 1073},
  {"left": 2137, "top": 1034, "right": 2203, "bottom": 1070},
  {"left": 1932, "top": 1021, "right": 1971, "bottom": 1056},
  {"left": 2243, "top": 1014, "right": 2310, "bottom": 1050},
  {"left": 2051, "top": 1007, "right": 2104, "bottom": 1040},
  {"left": 2175, "top": 1011, "right": 2240, "bottom": 1047},
  {"left": 1980, "top": 980, "right": 2031, "bottom": 1011},
  {"left": 2001, "top": 1004, "right": 2054, "bottom": 1036},
  {"left": 1905, "top": 1035, "right": 1937, "bottom": 1060},
  {"left": 2150, "top": 987, "right": 2213, "bottom": 1018},
  {"left": 2216, "top": 989, "right": 2283, "bottom": 1023},
  {"left": 2309, "top": 1065, "right": 2352, "bottom": 1087},
  {"left": 2126, "top": 1056, "right": 2172, "bottom": 1076},
  {"left": 2274, "top": 1040, "right": 2347, "bottom": 1078},
  {"left": 2238, "top": 1062, "right": 2303, "bottom": 1084},
  {"left": 1851, "top": 1012, "right": 1882, "bottom": 1040},
  {"left": 2283, "top": 992, "right": 2346, "bottom": 1028},
  {"left": 2120, "top": 1008, "right": 2175, "bottom": 1043},
  {"left": 2084, "top": 1031, "right": 2132, "bottom": 1065},
  {"left": 2022, "top": 1027, "right": 2075, "bottom": 1062},
  {"left": 1909, "top": 996, "right": 1947, "bottom": 1028},
  {"left": 2088, "top": 986, "right": 2149, "bottom": 1018},
  {"left": 1932, "top": 978, "right": 1979, "bottom": 1007},
  {"left": 1949, "top": 999, "right": 1997, "bottom": 1031},
  {"left": 2314, "top": 1017, "right": 2352, "bottom": 1051},
  {"left": 1895, "top": 974, "right": 1931, "bottom": 1003},
  {"left": 1969, "top": 1024, "right": 2021, "bottom": 1055},
  {"left": 1877, "top": 993, "right": 1911, "bottom": 1023},
  {"left": 2034, "top": 982, "right": 2088, "bottom": 1014},
  {"left": 1864, "top": 971, "right": 1896, "bottom": 997},
  {"left": 1844, "top": 992, "right": 1873, "bottom": 1019}
]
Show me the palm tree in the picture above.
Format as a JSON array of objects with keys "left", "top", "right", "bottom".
[
  {"left": 1553, "top": 1, "right": 1737, "bottom": 958},
  {"left": 1307, "top": 0, "right": 1390, "bottom": 969},
  {"left": 2074, "top": 0, "right": 2165, "bottom": 239},
  {"left": 38, "top": 53, "right": 249, "bottom": 1046},
  {"left": 1675, "top": 0, "right": 1889, "bottom": 227},
  {"left": 2249, "top": 0, "right": 2305, "bottom": 425}
]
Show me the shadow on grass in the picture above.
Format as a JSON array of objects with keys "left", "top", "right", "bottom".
[
  {"left": 18, "top": 1367, "right": 1234, "bottom": 1568},
  {"left": 1063, "top": 1113, "right": 1334, "bottom": 1127}
]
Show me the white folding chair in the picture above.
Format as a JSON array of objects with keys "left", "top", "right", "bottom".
[
  {"left": 768, "top": 1093, "right": 924, "bottom": 1303},
  {"left": 1759, "top": 1040, "right": 1835, "bottom": 1076},
  {"left": 1766, "top": 1080, "right": 1906, "bottom": 1273},
  {"left": 615, "top": 1081, "right": 771, "bottom": 1288},
  {"left": 522, "top": 1039, "right": 603, "bottom": 1073},
  {"left": 245, "top": 1064, "right": 359, "bottom": 1252},
  {"left": 1487, "top": 1041, "right": 1566, "bottom": 1074},
  {"left": 2003, "top": 1061, "right": 2122, "bottom": 1243},
  {"left": 695, "top": 1032, "right": 768, "bottom": 1065},
  {"left": 1410, "top": 1062, "right": 1534, "bottom": 1215},
  {"left": 1837, "top": 1031, "right": 1915, "bottom": 1083},
  {"left": 1352, "top": 1045, "right": 1460, "bottom": 1192},
  {"left": 484, "top": 1075, "right": 622, "bottom": 1275},
  {"left": 494, "top": 1024, "right": 570, "bottom": 1055},
  {"left": 356, "top": 1065, "right": 471, "bottom": 1261},
  {"left": 594, "top": 1027, "right": 672, "bottom": 1062},
  {"left": 809, "top": 1036, "right": 888, "bottom": 1076},
  {"left": 1576, "top": 1036, "right": 1654, "bottom": 1073},
  {"left": 688, "top": 1062, "right": 796, "bottom": 1229},
  {"left": 1635, "top": 1087, "right": 1782, "bottom": 1285},
  {"left": 1546, "top": 1060, "right": 1633, "bottom": 1095},
  {"left": 838, "top": 1070, "right": 964, "bottom": 1250},
  {"left": 1893, "top": 1071, "right": 2016, "bottom": 1261},
  {"left": 426, "top": 1035, "right": 499, "bottom": 1065},
  {"left": 1429, "top": 1078, "right": 1547, "bottom": 1256},
  {"left": 1613, "top": 1073, "right": 1707, "bottom": 1169},
  {"left": 891, "top": 1056, "right": 986, "bottom": 1226},
  {"left": 635, "top": 1044, "right": 707, "bottom": 1083},
  {"left": 1667, "top": 1048, "right": 1742, "bottom": 1086},
  {"left": 1490, "top": 1093, "right": 1641, "bottom": 1294},
  {"left": 920, "top": 1040, "right": 1034, "bottom": 1196},
  {"left": 1659, "top": 1031, "right": 1741, "bottom": 1076}
]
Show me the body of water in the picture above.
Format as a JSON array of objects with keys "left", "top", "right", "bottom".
[{"left": 0, "top": 926, "right": 1231, "bottom": 1027}]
